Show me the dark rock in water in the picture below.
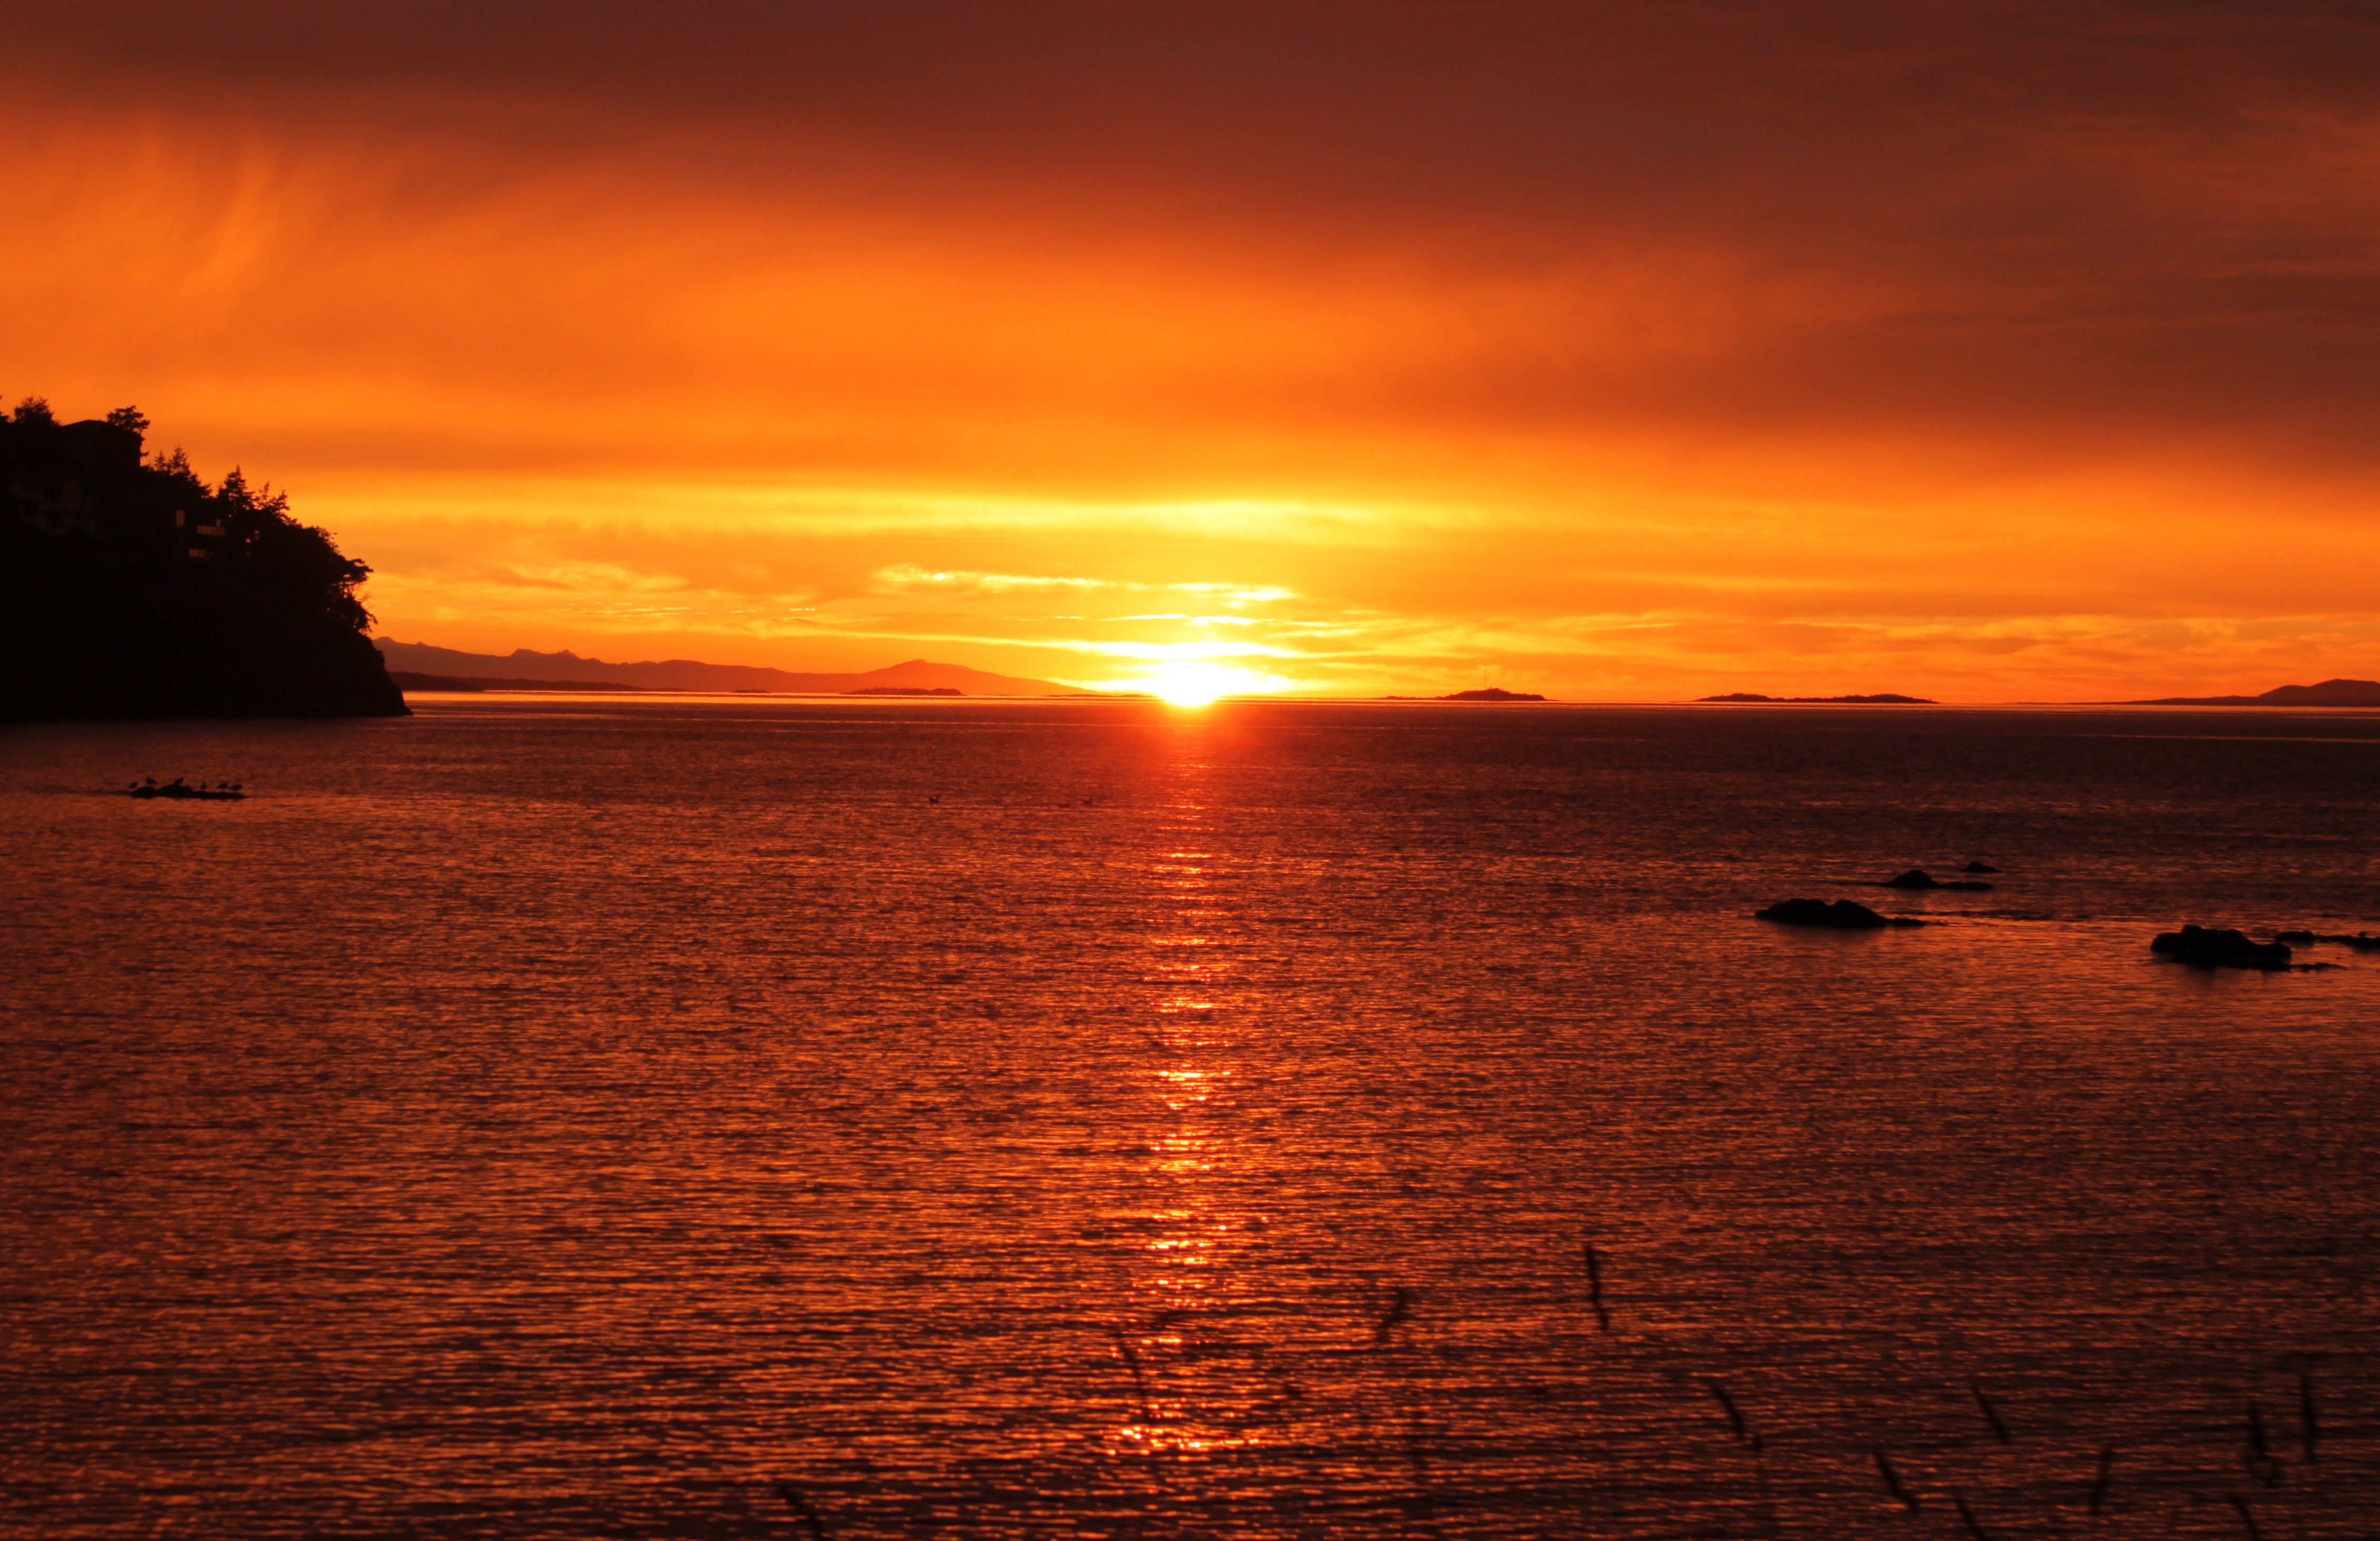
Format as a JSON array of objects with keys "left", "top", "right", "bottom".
[
  {"left": 2151, "top": 925, "right": 2292, "bottom": 970},
  {"left": 1964, "top": 862, "right": 1999, "bottom": 874},
  {"left": 1882, "top": 868, "right": 1992, "bottom": 891},
  {"left": 1757, "top": 898, "right": 1924, "bottom": 930}
]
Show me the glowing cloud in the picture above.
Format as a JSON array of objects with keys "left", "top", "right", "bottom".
[{"left": 7, "top": 4, "right": 2379, "bottom": 698}]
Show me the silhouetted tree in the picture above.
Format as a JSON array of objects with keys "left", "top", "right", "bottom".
[
  {"left": 215, "top": 467, "right": 376, "bottom": 633},
  {"left": 2, "top": 398, "right": 402, "bottom": 720},
  {"left": 148, "top": 445, "right": 201, "bottom": 486}
]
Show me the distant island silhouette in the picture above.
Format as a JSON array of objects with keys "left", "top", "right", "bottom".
[
  {"left": 2, "top": 398, "right": 404, "bottom": 721},
  {"left": 847, "top": 685, "right": 963, "bottom": 696},
  {"left": 1698, "top": 693, "right": 1936, "bottom": 704},
  {"left": 1383, "top": 687, "right": 1549, "bottom": 702},
  {"left": 2120, "top": 678, "right": 2380, "bottom": 707},
  {"left": 376, "top": 639, "right": 1079, "bottom": 696}
]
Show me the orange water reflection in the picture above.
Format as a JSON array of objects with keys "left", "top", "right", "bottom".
[{"left": 1108, "top": 734, "right": 1267, "bottom": 1459}]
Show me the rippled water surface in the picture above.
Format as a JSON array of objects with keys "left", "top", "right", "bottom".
[{"left": 6, "top": 698, "right": 2380, "bottom": 1537}]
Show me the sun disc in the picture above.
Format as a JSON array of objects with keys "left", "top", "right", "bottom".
[{"left": 1145, "top": 660, "right": 1243, "bottom": 706}]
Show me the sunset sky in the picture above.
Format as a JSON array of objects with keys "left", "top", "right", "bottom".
[{"left": 7, "top": 2, "right": 2378, "bottom": 699}]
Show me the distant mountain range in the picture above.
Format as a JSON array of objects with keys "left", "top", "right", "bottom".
[
  {"left": 2124, "top": 678, "right": 2380, "bottom": 707},
  {"left": 374, "top": 639, "right": 1083, "bottom": 696}
]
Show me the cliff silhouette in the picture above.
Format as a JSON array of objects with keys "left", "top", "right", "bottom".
[{"left": 1, "top": 399, "right": 404, "bottom": 722}]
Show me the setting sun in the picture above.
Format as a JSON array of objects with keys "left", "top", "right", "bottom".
[{"left": 1143, "top": 660, "right": 1272, "bottom": 706}]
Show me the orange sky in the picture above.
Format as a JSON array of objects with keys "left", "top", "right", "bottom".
[{"left": 8, "top": 2, "right": 2379, "bottom": 699}]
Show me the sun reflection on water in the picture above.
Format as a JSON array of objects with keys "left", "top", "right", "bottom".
[{"left": 1106, "top": 767, "right": 1273, "bottom": 1463}]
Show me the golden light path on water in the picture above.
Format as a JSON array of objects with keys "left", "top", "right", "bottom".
[
  {"left": 1122, "top": 796, "right": 1224, "bottom": 1450},
  {"left": 1110, "top": 712, "right": 1269, "bottom": 1464}
]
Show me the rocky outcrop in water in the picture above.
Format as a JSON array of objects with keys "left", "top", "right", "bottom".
[
  {"left": 1757, "top": 898, "right": 1925, "bottom": 930},
  {"left": 2150, "top": 926, "right": 2292, "bottom": 970}
]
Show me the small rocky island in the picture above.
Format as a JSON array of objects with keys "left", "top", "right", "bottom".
[
  {"left": 1384, "top": 687, "right": 1549, "bottom": 701},
  {"left": 1757, "top": 898, "right": 1925, "bottom": 929},
  {"left": 1, "top": 398, "right": 404, "bottom": 721},
  {"left": 2151, "top": 926, "right": 2292, "bottom": 971}
]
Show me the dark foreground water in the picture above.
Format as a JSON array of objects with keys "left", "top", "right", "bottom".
[{"left": 6, "top": 698, "right": 2380, "bottom": 1538}]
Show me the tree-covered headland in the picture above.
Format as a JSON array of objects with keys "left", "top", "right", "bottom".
[{"left": 1, "top": 399, "right": 405, "bottom": 720}]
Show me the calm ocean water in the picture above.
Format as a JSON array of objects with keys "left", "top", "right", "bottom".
[{"left": 6, "top": 697, "right": 2380, "bottom": 1538}]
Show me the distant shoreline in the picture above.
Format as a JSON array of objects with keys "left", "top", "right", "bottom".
[
  {"left": 385, "top": 683, "right": 2380, "bottom": 709},
  {"left": 1697, "top": 692, "right": 1936, "bottom": 704}
]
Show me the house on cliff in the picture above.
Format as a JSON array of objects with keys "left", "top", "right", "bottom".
[{"left": 4, "top": 410, "right": 219, "bottom": 557}]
